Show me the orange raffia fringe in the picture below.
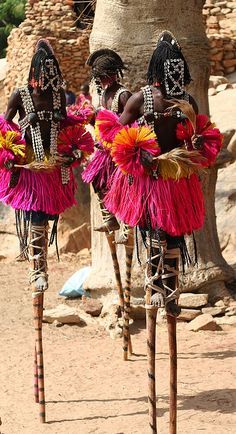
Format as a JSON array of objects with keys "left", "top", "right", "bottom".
[{"left": 111, "top": 125, "right": 160, "bottom": 176}]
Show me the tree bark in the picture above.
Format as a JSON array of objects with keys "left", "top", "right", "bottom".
[{"left": 84, "top": 0, "right": 235, "bottom": 298}]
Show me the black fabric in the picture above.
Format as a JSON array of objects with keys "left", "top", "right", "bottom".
[{"left": 24, "top": 210, "right": 57, "bottom": 224}]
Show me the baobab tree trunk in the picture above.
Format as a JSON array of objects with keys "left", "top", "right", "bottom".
[{"left": 84, "top": 0, "right": 235, "bottom": 300}]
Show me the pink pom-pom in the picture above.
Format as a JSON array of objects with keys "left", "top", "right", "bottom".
[
  {"left": 196, "top": 115, "right": 223, "bottom": 166},
  {"left": 0, "top": 115, "right": 20, "bottom": 133},
  {"left": 67, "top": 104, "right": 95, "bottom": 125},
  {"left": 96, "top": 109, "right": 123, "bottom": 144},
  {"left": 57, "top": 124, "right": 94, "bottom": 166},
  {"left": 176, "top": 114, "right": 223, "bottom": 166}
]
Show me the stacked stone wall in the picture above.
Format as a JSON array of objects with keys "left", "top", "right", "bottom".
[
  {"left": 203, "top": 0, "right": 236, "bottom": 75},
  {"left": 3, "top": 0, "right": 236, "bottom": 103},
  {"left": 4, "top": 0, "right": 91, "bottom": 100}
]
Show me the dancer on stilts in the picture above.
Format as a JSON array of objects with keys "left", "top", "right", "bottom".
[
  {"left": 82, "top": 49, "right": 134, "bottom": 359},
  {"left": 96, "top": 31, "right": 222, "bottom": 433},
  {"left": 0, "top": 39, "right": 93, "bottom": 422}
]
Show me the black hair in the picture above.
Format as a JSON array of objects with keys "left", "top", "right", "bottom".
[
  {"left": 86, "top": 48, "right": 127, "bottom": 79},
  {"left": 147, "top": 31, "right": 192, "bottom": 87}
]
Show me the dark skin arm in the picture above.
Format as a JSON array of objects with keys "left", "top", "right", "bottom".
[
  {"left": 119, "top": 91, "right": 143, "bottom": 125},
  {"left": 119, "top": 90, "right": 132, "bottom": 112},
  {"left": 4, "top": 89, "right": 22, "bottom": 122},
  {"left": 60, "top": 87, "right": 67, "bottom": 119}
]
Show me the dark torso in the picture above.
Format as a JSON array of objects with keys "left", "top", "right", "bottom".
[
  {"left": 25, "top": 89, "right": 54, "bottom": 150},
  {"left": 140, "top": 86, "right": 183, "bottom": 153},
  {"left": 5, "top": 86, "right": 66, "bottom": 152},
  {"left": 101, "top": 82, "right": 131, "bottom": 114},
  {"left": 119, "top": 85, "right": 197, "bottom": 155}
]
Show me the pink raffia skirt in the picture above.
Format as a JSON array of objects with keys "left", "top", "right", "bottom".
[
  {"left": 82, "top": 147, "right": 115, "bottom": 192},
  {"left": 0, "top": 167, "right": 76, "bottom": 214},
  {"left": 104, "top": 170, "right": 205, "bottom": 236}
]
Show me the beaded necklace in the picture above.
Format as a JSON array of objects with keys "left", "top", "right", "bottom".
[
  {"left": 111, "top": 86, "right": 129, "bottom": 113},
  {"left": 19, "top": 86, "right": 70, "bottom": 184}
]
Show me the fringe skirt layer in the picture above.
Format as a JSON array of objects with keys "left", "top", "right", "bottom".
[
  {"left": 104, "top": 170, "right": 205, "bottom": 236},
  {"left": 82, "top": 147, "right": 115, "bottom": 192},
  {"left": 0, "top": 167, "right": 76, "bottom": 214}
]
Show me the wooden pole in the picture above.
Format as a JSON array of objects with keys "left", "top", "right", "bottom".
[
  {"left": 167, "top": 314, "right": 177, "bottom": 434},
  {"left": 167, "top": 252, "right": 179, "bottom": 434},
  {"left": 34, "top": 345, "right": 39, "bottom": 403},
  {"left": 106, "top": 231, "right": 124, "bottom": 314},
  {"left": 33, "top": 293, "right": 46, "bottom": 423},
  {"left": 123, "top": 229, "right": 134, "bottom": 360},
  {"left": 146, "top": 305, "right": 158, "bottom": 434},
  {"left": 30, "top": 224, "right": 48, "bottom": 423}
]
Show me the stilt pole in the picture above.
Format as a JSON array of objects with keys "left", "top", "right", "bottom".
[
  {"left": 167, "top": 315, "right": 177, "bottom": 434},
  {"left": 146, "top": 305, "right": 158, "bottom": 433}
]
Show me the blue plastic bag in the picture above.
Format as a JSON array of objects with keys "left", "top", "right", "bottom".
[{"left": 59, "top": 266, "right": 91, "bottom": 298}]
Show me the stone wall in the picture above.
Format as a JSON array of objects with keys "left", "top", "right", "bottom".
[
  {"left": 203, "top": 0, "right": 236, "bottom": 75},
  {"left": 4, "top": 0, "right": 91, "bottom": 100},
  {"left": 3, "top": 0, "right": 236, "bottom": 99}
]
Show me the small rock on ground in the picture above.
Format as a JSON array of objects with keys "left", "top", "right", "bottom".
[
  {"left": 43, "top": 304, "right": 85, "bottom": 325},
  {"left": 178, "top": 308, "right": 201, "bottom": 322},
  {"left": 81, "top": 298, "right": 103, "bottom": 317},
  {"left": 188, "top": 313, "right": 220, "bottom": 332}
]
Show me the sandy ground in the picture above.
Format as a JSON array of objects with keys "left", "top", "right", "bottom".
[
  {"left": 0, "top": 78, "right": 235, "bottom": 434},
  {"left": 0, "top": 255, "right": 236, "bottom": 434}
]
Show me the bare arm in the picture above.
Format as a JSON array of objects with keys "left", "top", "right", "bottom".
[
  {"left": 4, "top": 89, "right": 21, "bottom": 121},
  {"left": 119, "top": 90, "right": 132, "bottom": 111},
  {"left": 119, "top": 91, "right": 143, "bottom": 125},
  {"left": 60, "top": 88, "right": 67, "bottom": 119}
]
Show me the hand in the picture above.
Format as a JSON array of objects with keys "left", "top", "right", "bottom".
[
  {"left": 192, "top": 134, "right": 204, "bottom": 150},
  {"left": 4, "top": 160, "right": 15, "bottom": 171},
  {"left": 72, "top": 149, "right": 82, "bottom": 160},
  {"left": 140, "top": 149, "right": 153, "bottom": 168},
  {"left": 54, "top": 154, "right": 74, "bottom": 167}
]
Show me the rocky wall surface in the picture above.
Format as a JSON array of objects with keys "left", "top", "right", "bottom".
[
  {"left": 203, "top": 0, "right": 236, "bottom": 75},
  {"left": 3, "top": 0, "right": 236, "bottom": 102},
  {"left": 4, "top": 0, "right": 91, "bottom": 100}
]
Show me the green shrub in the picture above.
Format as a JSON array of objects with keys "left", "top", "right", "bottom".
[{"left": 0, "top": 0, "right": 26, "bottom": 58}]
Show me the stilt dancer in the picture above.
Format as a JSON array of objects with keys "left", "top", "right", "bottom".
[
  {"left": 97, "top": 31, "right": 222, "bottom": 432},
  {"left": 0, "top": 39, "right": 93, "bottom": 422},
  {"left": 82, "top": 49, "right": 134, "bottom": 358}
]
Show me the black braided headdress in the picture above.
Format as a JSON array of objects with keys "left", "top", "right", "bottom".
[
  {"left": 147, "top": 31, "right": 192, "bottom": 97},
  {"left": 28, "top": 39, "right": 63, "bottom": 91},
  {"left": 87, "top": 48, "right": 127, "bottom": 79}
]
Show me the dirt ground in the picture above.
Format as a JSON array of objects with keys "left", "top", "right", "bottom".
[{"left": 0, "top": 255, "right": 236, "bottom": 434}]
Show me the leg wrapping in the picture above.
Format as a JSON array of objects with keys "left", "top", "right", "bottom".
[
  {"left": 145, "top": 236, "right": 180, "bottom": 313},
  {"left": 94, "top": 193, "right": 120, "bottom": 233},
  {"left": 29, "top": 224, "right": 49, "bottom": 296}
]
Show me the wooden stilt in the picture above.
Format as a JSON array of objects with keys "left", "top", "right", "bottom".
[
  {"left": 167, "top": 314, "right": 177, "bottom": 434},
  {"left": 146, "top": 306, "right": 158, "bottom": 433},
  {"left": 33, "top": 293, "right": 46, "bottom": 423},
  {"left": 123, "top": 232, "right": 134, "bottom": 360},
  {"left": 106, "top": 231, "right": 124, "bottom": 313},
  {"left": 34, "top": 345, "right": 39, "bottom": 403},
  {"left": 30, "top": 224, "right": 48, "bottom": 423}
]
